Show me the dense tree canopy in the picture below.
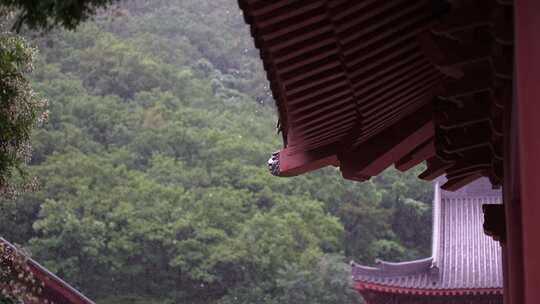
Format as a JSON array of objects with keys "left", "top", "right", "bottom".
[
  {"left": 0, "top": 1, "right": 434, "bottom": 303},
  {"left": 1, "top": 0, "right": 120, "bottom": 31}
]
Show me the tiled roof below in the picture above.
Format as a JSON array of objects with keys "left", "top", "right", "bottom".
[
  {"left": 353, "top": 258, "right": 438, "bottom": 291},
  {"left": 436, "top": 195, "right": 502, "bottom": 290},
  {"left": 352, "top": 178, "right": 503, "bottom": 295}
]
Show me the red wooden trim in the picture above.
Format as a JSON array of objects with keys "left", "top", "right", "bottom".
[
  {"left": 354, "top": 281, "right": 503, "bottom": 296},
  {"left": 278, "top": 144, "right": 339, "bottom": 177},
  {"left": 419, "top": 157, "right": 453, "bottom": 180},
  {"left": 395, "top": 138, "right": 435, "bottom": 172},
  {"left": 339, "top": 105, "right": 434, "bottom": 177},
  {"left": 515, "top": 1, "right": 540, "bottom": 303},
  {"left": 0, "top": 238, "right": 94, "bottom": 304},
  {"left": 28, "top": 261, "right": 95, "bottom": 304}
]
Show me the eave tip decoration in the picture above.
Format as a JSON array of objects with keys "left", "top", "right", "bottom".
[{"left": 267, "top": 151, "right": 280, "bottom": 176}]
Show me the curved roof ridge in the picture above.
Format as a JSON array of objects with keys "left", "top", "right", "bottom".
[
  {"left": 431, "top": 178, "right": 442, "bottom": 268},
  {"left": 352, "top": 257, "right": 434, "bottom": 277}
]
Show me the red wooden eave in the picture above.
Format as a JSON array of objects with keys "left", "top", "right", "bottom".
[
  {"left": 1, "top": 238, "right": 95, "bottom": 304},
  {"left": 241, "top": 0, "right": 511, "bottom": 190},
  {"left": 354, "top": 282, "right": 503, "bottom": 297}
]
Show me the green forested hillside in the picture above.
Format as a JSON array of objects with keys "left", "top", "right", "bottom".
[{"left": 0, "top": 1, "right": 433, "bottom": 303}]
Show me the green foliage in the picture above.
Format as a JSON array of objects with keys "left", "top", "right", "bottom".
[
  {"left": 0, "top": 0, "right": 433, "bottom": 303},
  {"left": 1, "top": 0, "right": 119, "bottom": 31},
  {"left": 275, "top": 255, "right": 363, "bottom": 304},
  {"left": 0, "top": 11, "right": 46, "bottom": 198},
  {"left": 219, "top": 255, "right": 362, "bottom": 304},
  {"left": 374, "top": 166, "right": 433, "bottom": 258}
]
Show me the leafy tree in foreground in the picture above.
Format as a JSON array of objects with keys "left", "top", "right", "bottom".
[
  {"left": 0, "top": 0, "right": 120, "bottom": 194},
  {"left": 0, "top": 8, "right": 46, "bottom": 199},
  {"left": 0, "top": 0, "right": 121, "bottom": 197},
  {"left": 0, "top": 241, "right": 43, "bottom": 303}
]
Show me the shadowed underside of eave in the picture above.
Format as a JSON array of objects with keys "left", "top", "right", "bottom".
[{"left": 240, "top": 0, "right": 514, "bottom": 190}]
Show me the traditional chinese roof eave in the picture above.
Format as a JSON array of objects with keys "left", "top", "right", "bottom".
[
  {"left": 352, "top": 257, "right": 434, "bottom": 278},
  {"left": 354, "top": 281, "right": 503, "bottom": 296},
  {"left": 240, "top": 0, "right": 514, "bottom": 190}
]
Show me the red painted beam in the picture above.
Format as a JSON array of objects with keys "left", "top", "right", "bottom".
[
  {"left": 339, "top": 105, "right": 434, "bottom": 178},
  {"left": 354, "top": 281, "right": 502, "bottom": 296},
  {"left": 29, "top": 261, "right": 95, "bottom": 304},
  {"left": 418, "top": 156, "right": 453, "bottom": 181},
  {"left": 515, "top": 1, "right": 540, "bottom": 303},
  {"left": 277, "top": 144, "right": 339, "bottom": 177},
  {"left": 395, "top": 138, "right": 435, "bottom": 172},
  {"left": 0, "top": 238, "right": 94, "bottom": 304},
  {"left": 441, "top": 173, "right": 483, "bottom": 191}
]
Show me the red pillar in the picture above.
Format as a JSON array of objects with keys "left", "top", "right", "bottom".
[
  {"left": 503, "top": 90, "right": 524, "bottom": 304},
  {"left": 515, "top": 0, "right": 540, "bottom": 303}
]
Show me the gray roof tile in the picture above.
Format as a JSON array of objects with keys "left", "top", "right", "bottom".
[{"left": 352, "top": 177, "right": 502, "bottom": 293}]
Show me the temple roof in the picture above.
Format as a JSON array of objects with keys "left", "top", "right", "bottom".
[
  {"left": 0, "top": 238, "right": 95, "bottom": 304},
  {"left": 240, "top": 0, "right": 513, "bottom": 191},
  {"left": 352, "top": 177, "right": 503, "bottom": 295}
]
